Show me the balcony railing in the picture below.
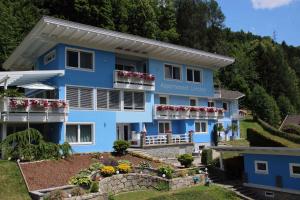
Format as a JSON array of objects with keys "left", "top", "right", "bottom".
[
  {"left": 0, "top": 97, "right": 69, "bottom": 122},
  {"left": 153, "top": 104, "right": 224, "bottom": 120},
  {"left": 144, "top": 133, "right": 190, "bottom": 145},
  {"left": 113, "top": 70, "right": 155, "bottom": 91}
]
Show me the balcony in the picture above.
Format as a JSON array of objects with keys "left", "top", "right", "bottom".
[
  {"left": 153, "top": 104, "right": 224, "bottom": 120},
  {"left": 113, "top": 70, "right": 155, "bottom": 91},
  {"left": 0, "top": 97, "right": 69, "bottom": 123}
]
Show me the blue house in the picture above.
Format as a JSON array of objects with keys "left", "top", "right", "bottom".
[
  {"left": 213, "top": 146, "right": 300, "bottom": 199},
  {"left": 0, "top": 16, "right": 244, "bottom": 154}
]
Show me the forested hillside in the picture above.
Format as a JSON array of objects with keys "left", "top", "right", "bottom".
[{"left": 0, "top": 0, "right": 299, "bottom": 126}]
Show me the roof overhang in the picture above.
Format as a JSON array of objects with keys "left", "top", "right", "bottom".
[
  {"left": 4, "top": 16, "right": 235, "bottom": 71},
  {"left": 0, "top": 70, "right": 64, "bottom": 87},
  {"left": 210, "top": 146, "right": 300, "bottom": 156}
]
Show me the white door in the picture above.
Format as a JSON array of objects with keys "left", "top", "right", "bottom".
[{"left": 117, "top": 124, "right": 131, "bottom": 141}]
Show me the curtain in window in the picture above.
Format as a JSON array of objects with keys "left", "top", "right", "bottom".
[
  {"left": 66, "top": 125, "right": 78, "bottom": 143},
  {"left": 134, "top": 92, "right": 144, "bottom": 110},
  {"left": 164, "top": 65, "right": 172, "bottom": 79},
  {"left": 124, "top": 92, "right": 133, "bottom": 109},
  {"left": 80, "top": 125, "right": 92, "bottom": 142}
]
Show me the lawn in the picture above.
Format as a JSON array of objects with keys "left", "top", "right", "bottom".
[
  {"left": 0, "top": 160, "right": 31, "bottom": 200},
  {"left": 113, "top": 185, "right": 240, "bottom": 200}
]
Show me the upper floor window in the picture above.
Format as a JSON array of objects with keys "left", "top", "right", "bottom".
[
  {"left": 187, "top": 68, "right": 202, "bottom": 83},
  {"left": 289, "top": 163, "right": 300, "bottom": 178},
  {"left": 255, "top": 161, "right": 268, "bottom": 174},
  {"left": 158, "top": 121, "right": 171, "bottom": 134},
  {"left": 124, "top": 91, "right": 145, "bottom": 110},
  {"left": 208, "top": 101, "right": 215, "bottom": 107},
  {"left": 97, "top": 89, "right": 121, "bottom": 110},
  {"left": 159, "top": 95, "right": 169, "bottom": 105},
  {"left": 66, "top": 48, "right": 94, "bottom": 70},
  {"left": 164, "top": 64, "right": 181, "bottom": 80},
  {"left": 66, "top": 86, "right": 94, "bottom": 109},
  {"left": 195, "top": 121, "right": 208, "bottom": 133},
  {"left": 44, "top": 50, "right": 56, "bottom": 65},
  {"left": 223, "top": 102, "right": 228, "bottom": 111},
  {"left": 190, "top": 98, "right": 197, "bottom": 106}
]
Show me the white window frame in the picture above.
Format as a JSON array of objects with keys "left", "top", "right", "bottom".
[
  {"left": 264, "top": 191, "right": 274, "bottom": 198},
  {"left": 194, "top": 121, "right": 208, "bottom": 134},
  {"left": 186, "top": 67, "right": 202, "bottom": 83},
  {"left": 44, "top": 50, "right": 56, "bottom": 65},
  {"left": 65, "top": 85, "right": 95, "bottom": 110},
  {"left": 65, "top": 122, "right": 95, "bottom": 145},
  {"left": 123, "top": 91, "right": 145, "bottom": 111},
  {"left": 289, "top": 163, "right": 300, "bottom": 178},
  {"left": 164, "top": 63, "right": 182, "bottom": 81},
  {"left": 222, "top": 102, "right": 229, "bottom": 111},
  {"left": 189, "top": 97, "right": 198, "bottom": 106},
  {"left": 158, "top": 121, "right": 172, "bottom": 134},
  {"left": 255, "top": 160, "right": 269, "bottom": 174},
  {"left": 65, "top": 47, "right": 95, "bottom": 71},
  {"left": 208, "top": 100, "right": 215, "bottom": 107},
  {"left": 159, "top": 95, "right": 169, "bottom": 105},
  {"left": 96, "top": 88, "right": 121, "bottom": 111}
]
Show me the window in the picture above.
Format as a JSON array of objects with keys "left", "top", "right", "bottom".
[
  {"left": 164, "top": 64, "right": 181, "bottom": 80},
  {"left": 264, "top": 191, "right": 274, "bottom": 198},
  {"left": 187, "top": 68, "right": 202, "bottom": 83},
  {"left": 159, "top": 96, "right": 168, "bottom": 105},
  {"left": 124, "top": 91, "right": 145, "bottom": 110},
  {"left": 208, "top": 101, "right": 215, "bottom": 107},
  {"left": 289, "top": 163, "right": 300, "bottom": 178},
  {"left": 66, "top": 86, "right": 93, "bottom": 109},
  {"left": 255, "top": 161, "right": 268, "bottom": 174},
  {"left": 190, "top": 98, "right": 197, "bottom": 106},
  {"left": 66, "top": 124, "right": 93, "bottom": 144},
  {"left": 223, "top": 102, "right": 228, "bottom": 111},
  {"left": 66, "top": 48, "right": 94, "bottom": 70},
  {"left": 158, "top": 121, "right": 171, "bottom": 134},
  {"left": 97, "top": 89, "right": 120, "bottom": 110},
  {"left": 44, "top": 50, "right": 56, "bottom": 65},
  {"left": 195, "top": 121, "right": 208, "bottom": 133}
]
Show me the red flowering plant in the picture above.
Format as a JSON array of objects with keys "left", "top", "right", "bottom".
[
  {"left": 167, "top": 106, "right": 175, "bottom": 111},
  {"left": 176, "top": 106, "right": 187, "bottom": 112},
  {"left": 30, "top": 99, "right": 48, "bottom": 109},
  {"left": 157, "top": 105, "right": 168, "bottom": 111},
  {"left": 145, "top": 74, "right": 155, "bottom": 81},
  {"left": 51, "top": 100, "right": 67, "bottom": 109},
  {"left": 207, "top": 107, "right": 216, "bottom": 113},
  {"left": 217, "top": 108, "right": 224, "bottom": 114},
  {"left": 190, "top": 107, "right": 198, "bottom": 112},
  {"left": 198, "top": 107, "right": 206, "bottom": 112},
  {"left": 9, "top": 99, "right": 30, "bottom": 109}
]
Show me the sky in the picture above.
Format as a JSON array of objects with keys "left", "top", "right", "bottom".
[{"left": 216, "top": 0, "right": 300, "bottom": 46}]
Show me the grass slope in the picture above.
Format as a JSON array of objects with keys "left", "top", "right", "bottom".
[
  {"left": 0, "top": 161, "right": 30, "bottom": 200},
  {"left": 113, "top": 185, "right": 240, "bottom": 200}
]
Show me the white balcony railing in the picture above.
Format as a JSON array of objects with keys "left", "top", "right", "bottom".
[
  {"left": 172, "top": 134, "right": 189, "bottom": 144},
  {"left": 0, "top": 97, "right": 69, "bottom": 122},
  {"left": 113, "top": 70, "right": 155, "bottom": 91},
  {"left": 153, "top": 104, "right": 224, "bottom": 120},
  {"left": 145, "top": 135, "right": 167, "bottom": 145}
]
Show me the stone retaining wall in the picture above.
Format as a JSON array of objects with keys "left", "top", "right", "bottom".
[
  {"left": 142, "top": 144, "right": 194, "bottom": 158},
  {"left": 99, "top": 173, "right": 205, "bottom": 195}
]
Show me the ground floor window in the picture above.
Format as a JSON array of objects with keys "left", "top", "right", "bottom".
[
  {"left": 195, "top": 121, "right": 208, "bottom": 133},
  {"left": 66, "top": 123, "right": 93, "bottom": 144},
  {"left": 158, "top": 121, "right": 171, "bottom": 134},
  {"left": 289, "top": 163, "right": 300, "bottom": 178},
  {"left": 255, "top": 160, "right": 268, "bottom": 174}
]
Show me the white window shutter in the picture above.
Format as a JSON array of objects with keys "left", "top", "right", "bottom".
[{"left": 66, "top": 86, "right": 79, "bottom": 108}]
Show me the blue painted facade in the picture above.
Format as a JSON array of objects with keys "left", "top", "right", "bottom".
[
  {"left": 244, "top": 153, "right": 300, "bottom": 191},
  {"left": 33, "top": 43, "right": 241, "bottom": 153}
]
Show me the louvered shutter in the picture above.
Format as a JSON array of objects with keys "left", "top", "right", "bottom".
[
  {"left": 66, "top": 86, "right": 79, "bottom": 108},
  {"left": 97, "top": 89, "right": 108, "bottom": 109},
  {"left": 109, "top": 90, "right": 120, "bottom": 109},
  {"left": 80, "top": 88, "right": 93, "bottom": 109},
  {"left": 124, "top": 91, "right": 133, "bottom": 109},
  {"left": 134, "top": 92, "right": 144, "bottom": 110}
]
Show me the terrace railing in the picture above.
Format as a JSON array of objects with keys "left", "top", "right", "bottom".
[
  {"left": 141, "top": 133, "right": 191, "bottom": 146},
  {"left": 113, "top": 70, "right": 155, "bottom": 91}
]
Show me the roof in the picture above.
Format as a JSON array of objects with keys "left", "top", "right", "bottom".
[
  {"left": 280, "top": 115, "right": 300, "bottom": 130},
  {"left": 216, "top": 89, "right": 245, "bottom": 100},
  {"left": 210, "top": 146, "right": 300, "bottom": 156},
  {"left": 3, "top": 16, "right": 235, "bottom": 71},
  {"left": 0, "top": 70, "right": 64, "bottom": 87}
]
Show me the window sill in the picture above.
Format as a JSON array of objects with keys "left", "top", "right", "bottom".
[
  {"left": 69, "top": 142, "right": 93, "bottom": 145},
  {"left": 66, "top": 66, "right": 95, "bottom": 72},
  {"left": 194, "top": 132, "right": 208, "bottom": 134},
  {"left": 255, "top": 171, "right": 268, "bottom": 175}
]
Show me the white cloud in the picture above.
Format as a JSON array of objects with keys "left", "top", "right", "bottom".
[{"left": 251, "top": 0, "right": 294, "bottom": 9}]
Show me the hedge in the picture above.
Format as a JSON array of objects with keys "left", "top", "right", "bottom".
[
  {"left": 246, "top": 128, "right": 286, "bottom": 147},
  {"left": 257, "top": 118, "right": 300, "bottom": 144},
  {"left": 224, "top": 156, "right": 244, "bottom": 179},
  {"left": 201, "top": 149, "right": 213, "bottom": 165},
  {"left": 282, "top": 124, "right": 300, "bottom": 136}
]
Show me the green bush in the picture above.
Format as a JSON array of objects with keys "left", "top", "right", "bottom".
[
  {"left": 89, "top": 181, "right": 99, "bottom": 193},
  {"left": 246, "top": 128, "right": 285, "bottom": 147},
  {"left": 89, "top": 162, "right": 104, "bottom": 171},
  {"left": 154, "top": 181, "right": 169, "bottom": 191},
  {"left": 44, "top": 190, "right": 68, "bottom": 200},
  {"left": 157, "top": 166, "right": 174, "bottom": 179},
  {"left": 201, "top": 149, "right": 212, "bottom": 165},
  {"left": 113, "top": 140, "right": 130, "bottom": 155},
  {"left": 282, "top": 124, "right": 300, "bottom": 136},
  {"left": 69, "top": 175, "right": 91, "bottom": 187},
  {"left": 257, "top": 118, "right": 300, "bottom": 144},
  {"left": 70, "top": 187, "right": 85, "bottom": 196},
  {"left": 177, "top": 154, "right": 194, "bottom": 168}
]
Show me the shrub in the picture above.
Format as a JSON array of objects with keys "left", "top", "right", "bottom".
[
  {"left": 100, "top": 166, "right": 115, "bottom": 177},
  {"left": 70, "top": 187, "right": 85, "bottom": 196},
  {"left": 113, "top": 140, "right": 130, "bottom": 155},
  {"left": 69, "top": 175, "right": 91, "bottom": 187},
  {"left": 60, "top": 142, "right": 72, "bottom": 157},
  {"left": 177, "top": 154, "right": 194, "bottom": 168},
  {"left": 89, "top": 181, "right": 99, "bottom": 193},
  {"left": 117, "top": 159, "right": 131, "bottom": 165},
  {"left": 139, "top": 161, "right": 152, "bottom": 170},
  {"left": 117, "top": 163, "right": 132, "bottom": 173},
  {"left": 45, "top": 190, "right": 68, "bottom": 200},
  {"left": 177, "top": 169, "right": 188, "bottom": 177},
  {"left": 89, "top": 162, "right": 104, "bottom": 171},
  {"left": 201, "top": 149, "right": 212, "bottom": 165},
  {"left": 247, "top": 128, "right": 285, "bottom": 147},
  {"left": 154, "top": 181, "right": 169, "bottom": 191},
  {"left": 157, "top": 166, "right": 174, "bottom": 179}
]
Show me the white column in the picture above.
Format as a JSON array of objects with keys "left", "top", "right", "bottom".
[
  {"left": 1, "top": 123, "right": 7, "bottom": 159},
  {"left": 219, "top": 152, "right": 224, "bottom": 171}
]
